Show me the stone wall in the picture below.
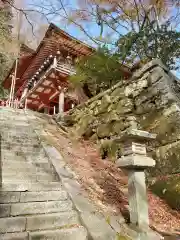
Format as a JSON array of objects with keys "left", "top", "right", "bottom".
[{"left": 58, "top": 59, "right": 180, "bottom": 177}]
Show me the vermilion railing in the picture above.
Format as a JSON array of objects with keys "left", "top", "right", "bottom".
[{"left": 0, "top": 99, "right": 22, "bottom": 109}]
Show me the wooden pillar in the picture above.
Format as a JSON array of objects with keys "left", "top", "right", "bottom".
[
  {"left": 25, "top": 98, "right": 28, "bottom": 111},
  {"left": 44, "top": 106, "right": 49, "bottom": 114},
  {"left": 53, "top": 56, "right": 57, "bottom": 68},
  {"left": 21, "top": 87, "right": 28, "bottom": 100},
  {"left": 59, "top": 90, "right": 65, "bottom": 114}
]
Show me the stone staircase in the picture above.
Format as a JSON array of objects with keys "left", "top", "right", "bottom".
[{"left": 0, "top": 107, "right": 88, "bottom": 240}]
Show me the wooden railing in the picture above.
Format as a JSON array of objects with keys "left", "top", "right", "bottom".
[{"left": 56, "top": 62, "right": 76, "bottom": 76}]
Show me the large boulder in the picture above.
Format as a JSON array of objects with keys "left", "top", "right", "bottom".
[
  {"left": 75, "top": 114, "right": 95, "bottom": 137},
  {"left": 97, "top": 123, "right": 112, "bottom": 138}
]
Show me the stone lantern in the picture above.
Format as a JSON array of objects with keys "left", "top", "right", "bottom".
[{"left": 116, "top": 129, "right": 156, "bottom": 229}]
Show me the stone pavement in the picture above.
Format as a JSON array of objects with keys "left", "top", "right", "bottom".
[{"left": 0, "top": 107, "right": 117, "bottom": 240}]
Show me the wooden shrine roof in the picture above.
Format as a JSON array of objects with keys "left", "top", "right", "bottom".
[{"left": 15, "top": 23, "right": 95, "bottom": 96}]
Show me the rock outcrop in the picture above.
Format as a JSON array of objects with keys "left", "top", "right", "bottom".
[{"left": 59, "top": 59, "right": 180, "bottom": 178}]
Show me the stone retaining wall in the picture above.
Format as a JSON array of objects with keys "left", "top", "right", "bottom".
[{"left": 58, "top": 59, "right": 180, "bottom": 177}]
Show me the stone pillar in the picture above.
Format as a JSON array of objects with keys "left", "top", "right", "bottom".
[
  {"left": 116, "top": 129, "right": 156, "bottom": 229},
  {"left": 128, "top": 170, "right": 149, "bottom": 227}
]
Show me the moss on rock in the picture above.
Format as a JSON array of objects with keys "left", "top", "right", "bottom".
[
  {"left": 111, "top": 120, "right": 128, "bottom": 135},
  {"left": 93, "top": 95, "right": 111, "bottom": 115},
  {"left": 99, "top": 139, "right": 121, "bottom": 161},
  {"left": 75, "top": 114, "right": 95, "bottom": 136},
  {"left": 97, "top": 123, "right": 112, "bottom": 138},
  {"left": 111, "top": 87, "right": 125, "bottom": 99},
  {"left": 114, "top": 98, "right": 134, "bottom": 115},
  {"left": 150, "top": 174, "right": 180, "bottom": 210}
]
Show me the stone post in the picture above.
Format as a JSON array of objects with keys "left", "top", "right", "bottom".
[{"left": 116, "top": 129, "right": 156, "bottom": 229}]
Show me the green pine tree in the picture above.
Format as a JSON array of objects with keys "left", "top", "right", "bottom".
[
  {"left": 117, "top": 20, "right": 180, "bottom": 70},
  {"left": 70, "top": 46, "right": 124, "bottom": 96}
]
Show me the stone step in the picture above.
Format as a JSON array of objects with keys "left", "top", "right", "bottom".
[
  {"left": 1, "top": 154, "right": 26, "bottom": 162},
  {"left": 20, "top": 190, "right": 68, "bottom": 202},
  {"left": 1, "top": 156, "right": 50, "bottom": 164},
  {"left": 2, "top": 172, "right": 58, "bottom": 182},
  {"left": 1, "top": 146, "right": 43, "bottom": 153},
  {"left": 1, "top": 142, "right": 40, "bottom": 147},
  {"left": 0, "top": 126, "right": 30, "bottom": 131},
  {"left": 0, "top": 227, "right": 88, "bottom": 239},
  {"left": 28, "top": 227, "right": 88, "bottom": 240},
  {"left": 0, "top": 107, "right": 23, "bottom": 112},
  {"left": 0, "top": 114, "right": 27, "bottom": 118},
  {"left": 10, "top": 199, "right": 73, "bottom": 216},
  {"left": 1, "top": 139, "right": 40, "bottom": 146},
  {"left": 0, "top": 222, "right": 86, "bottom": 239},
  {"left": 0, "top": 190, "right": 68, "bottom": 203},
  {"left": 0, "top": 119, "right": 29, "bottom": 123},
  {"left": 26, "top": 211, "right": 79, "bottom": 231},
  {"left": 0, "top": 129, "right": 36, "bottom": 135},
  {"left": 2, "top": 163, "right": 56, "bottom": 174},
  {"left": 2, "top": 160, "right": 53, "bottom": 170},
  {"left": 1, "top": 149, "right": 46, "bottom": 157},
  {"left": 0, "top": 204, "right": 11, "bottom": 217},
  {"left": 25, "top": 155, "right": 50, "bottom": 163},
  {"left": 0, "top": 192, "right": 20, "bottom": 203},
  {"left": 0, "top": 124, "right": 29, "bottom": 128},
  {"left": 2, "top": 162, "right": 55, "bottom": 176},
  {"left": 2, "top": 159, "right": 56, "bottom": 171},
  {"left": 1, "top": 150, "right": 47, "bottom": 159},
  {"left": 0, "top": 115, "right": 28, "bottom": 118},
  {"left": 1, "top": 139, "right": 39, "bottom": 146},
  {"left": 2, "top": 174, "right": 58, "bottom": 182},
  {"left": 0, "top": 132, "right": 37, "bottom": 138},
  {"left": 0, "top": 181, "right": 62, "bottom": 192},
  {"left": 0, "top": 113, "right": 26, "bottom": 117},
  {"left": 1, "top": 149, "right": 43, "bottom": 156},
  {"left": 0, "top": 216, "right": 26, "bottom": 233},
  {"left": 0, "top": 232, "right": 28, "bottom": 240}
]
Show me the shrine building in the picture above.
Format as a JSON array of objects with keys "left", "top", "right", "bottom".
[{"left": 2, "top": 23, "right": 132, "bottom": 115}]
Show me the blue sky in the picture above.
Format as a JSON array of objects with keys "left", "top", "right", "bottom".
[
  {"left": 24, "top": 0, "right": 180, "bottom": 77},
  {"left": 25, "top": 0, "right": 128, "bottom": 47}
]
